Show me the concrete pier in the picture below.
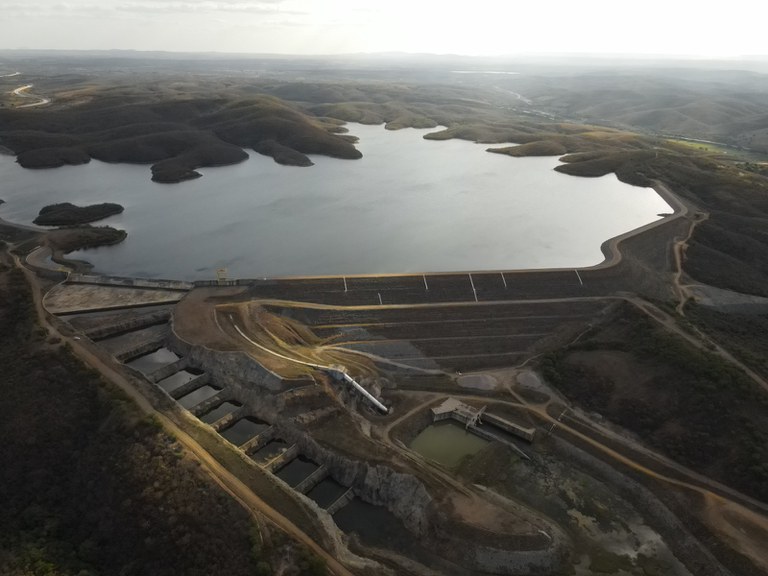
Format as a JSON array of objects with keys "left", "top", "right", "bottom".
[
  {"left": 148, "top": 357, "right": 191, "bottom": 383},
  {"left": 484, "top": 413, "right": 535, "bottom": 443},
  {"left": 210, "top": 405, "right": 249, "bottom": 432},
  {"left": 169, "top": 374, "right": 211, "bottom": 400},
  {"left": 190, "top": 390, "right": 234, "bottom": 417},
  {"left": 326, "top": 488, "right": 355, "bottom": 514},
  {"left": 265, "top": 444, "right": 299, "bottom": 472},
  {"left": 116, "top": 340, "right": 165, "bottom": 363},
  {"left": 240, "top": 426, "right": 276, "bottom": 453},
  {"left": 85, "top": 310, "right": 171, "bottom": 340},
  {"left": 295, "top": 465, "right": 329, "bottom": 494},
  {"left": 68, "top": 273, "right": 193, "bottom": 291}
]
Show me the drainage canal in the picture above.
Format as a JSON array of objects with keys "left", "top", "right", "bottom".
[
  {"left": 275, "top": 455, "right": 319, "bottom": 487},
  {"left": 306, "top": 478, "right": 347, "bottom": 509},
  {"left": 199, "top": 401, "right": 242, "bottom": 425},
  {"left": 251, "top": 439, "right": 290, "bottom": 463},
  {"left": 157, "top": 369, "right": 203, "bottom": 393},
  {"left": 409, "top": 420, "right": 489, "bottom": 469},
  {"left": 220, "top": 417, "right": 269, "bottom": 446},
  {"left": 177, "top": 385, "right": 221, "bottom": 409},
  {"left": 125, "top": 347, "right": 179, "bottom": 374}
]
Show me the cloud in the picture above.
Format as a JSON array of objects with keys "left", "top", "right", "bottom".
[{"left": 0, "top": 0, "right": 301, "bottom": 15}]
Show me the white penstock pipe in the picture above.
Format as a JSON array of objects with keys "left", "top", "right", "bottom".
[{"left": 341, "top": 372, "right": 389, "bottom": 414}]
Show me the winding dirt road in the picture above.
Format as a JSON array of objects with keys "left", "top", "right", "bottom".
[{"left": 11, "top": 83, "right": 50, "bottom": 107}]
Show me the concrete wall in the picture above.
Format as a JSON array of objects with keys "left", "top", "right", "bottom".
[
  {"left": 484, "top": 413, "right": 535, "bottom": 442},
  {"left": 167, "top": 329, "right": 284, "bottom": 393},
  {"left": 69, "top": 273, "right": 193, "bottom": 291},
  {"left": 116, "top": 340, "right": 164, "bottom": 363},
  {"left": 85, "top": 310, "right": 171, "bottom": 340}
]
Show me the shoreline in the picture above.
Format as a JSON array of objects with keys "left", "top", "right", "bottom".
[{"left": 0, "top": 178, "right": 689, "bottom": 283}]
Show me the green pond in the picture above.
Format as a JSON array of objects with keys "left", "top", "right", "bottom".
[{"left": 409, "top": 420, "right": 489, "bottom": 469}]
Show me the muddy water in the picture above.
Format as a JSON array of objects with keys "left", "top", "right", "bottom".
[
  {"left": 251, "top": 439, "right": 290, "bottom": 463},
  {"left": 125, "top": 347, "right": 179, "bottom": 374},
  {"left": 157, "top": 369, "right": 201, "bottom": 393},
  {"left": 200, "top": 401, "right": 241, "bottom": 424},
  {"left": 220, "top": 417, "right": 269, "bottom": 446},
  {"left": 306, "top": 477, "right": 347, "bottom": 509},
  {"left": 275, "top": 455, "right": 319, "bottom": 487},
  {"left": 409, "top": 420, "right": 489, "bottom": 469},
  {"left": 177, "top": 385, "right": 220, "bottom": 409}
]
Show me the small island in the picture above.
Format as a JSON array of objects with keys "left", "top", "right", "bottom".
[
  {"left": 33, "top": 202, "right": 124, "bottom": 226},
  {"left": 46, "top": 225, "right": 128, "bottom": 272}
]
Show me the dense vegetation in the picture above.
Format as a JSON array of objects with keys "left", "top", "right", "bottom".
[
  {"left": 0, "top": 93, "right": 360, "bottom": 182},
  {"left": 33, "top": 203, "right": 124, "bottom": 226},
  {"left": 0, "top": 257, "right": 324, "bottom": 576},
  {"left": 44, "top": 226, "right": 127, "bottom": 271},
  {"left": 540, "top": 303, "right": 768, "bottom": 502},
  {"left": 687, "top": 304, "right": 768, "bottom": 379}
]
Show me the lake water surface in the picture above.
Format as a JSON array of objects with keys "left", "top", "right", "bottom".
[{"left": 0, "top": 124, "right": 671, "bottom": 279}]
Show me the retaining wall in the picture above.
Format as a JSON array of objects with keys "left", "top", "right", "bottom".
[{"left": 69, "top": 273, "right": 193, "bottom": 291}]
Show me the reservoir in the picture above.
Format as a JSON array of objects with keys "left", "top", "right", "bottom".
[{"left": 0, "top": 123, "right": 671, "bottom": 280}]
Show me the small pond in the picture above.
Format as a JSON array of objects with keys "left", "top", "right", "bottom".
[{"left": 409, "top": 420, "right": 489, "bottom": 469}]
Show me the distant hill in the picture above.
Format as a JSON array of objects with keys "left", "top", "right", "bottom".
[
  {"left": 507, "top": 70, "right": 768, "bottom": 153},
  {"left": 0, "top": 90, "right": 361, "bottom": 182}
]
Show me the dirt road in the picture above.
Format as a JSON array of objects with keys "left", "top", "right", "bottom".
[{"left": 11, "top": 83, "right": 50, "bottom": 107}]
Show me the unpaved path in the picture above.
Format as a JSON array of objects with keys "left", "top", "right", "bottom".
[
  {"left": 12, "top": 83, "right": 50, "bottom": 107},
  {"left": 627, "top": 296, "right": 768, "bottom": 396},
  {"left": 440, "top": 387, "right": 768, "bottom": 571},
  {"left": 672, "top": 210, "right": 708, "bottom": 315}
]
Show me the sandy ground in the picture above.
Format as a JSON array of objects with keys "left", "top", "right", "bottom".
[{"left": 172, "top": 287, "right": 246, "bottom": 351}]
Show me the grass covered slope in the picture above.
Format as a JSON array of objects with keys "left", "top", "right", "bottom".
[{"left": 0, "top": 262, "right": 264, "bottom": 576}]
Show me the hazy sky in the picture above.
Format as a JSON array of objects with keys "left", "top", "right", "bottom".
[{"left": 1, "top": 0, "right": 766, "bottom": 57}]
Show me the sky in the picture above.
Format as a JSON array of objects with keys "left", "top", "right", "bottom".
[{"left": 0, "top": 0, "right": 766, "bottom": 57}]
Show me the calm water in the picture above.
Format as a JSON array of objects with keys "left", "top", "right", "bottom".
[
  {"left": 0, "top": 124, "right": 671, "bottom": 279},
  {"left": 125, "top": 347, "right": 179, "bottom": 373},
  {"left": 157, "top": 369, "right": 200, "bottom": 392},
  {"left": 306, "top": 477, "right": 348, "bottom": 508},
  {"left": 177, "top": 385, "right": 220, "bottom": 409},
  {"left": 275, "top": 455, "right": 319, "bottom": 486},
  {"left": 200, "top": 401, "right": 242, "bottom": 424},
  {"left": 410, "top": 420, "right": 489, "bottom": 469},
  {"left": 251, "top": 439, "right": 290, "bottom": 463},
  {"left": 220, "top": 417, "right": 269, "bottom": 446}
]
